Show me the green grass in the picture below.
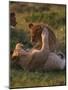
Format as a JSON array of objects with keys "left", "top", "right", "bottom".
[
  {"left": 10, "top": 68, "right": 66, "bottom": 88},
  {"left": 10, "top": 2, "right": 66, "bottom": 52},
  {"left": 10, "top": 2, "right": 66, "bottom": 88}
]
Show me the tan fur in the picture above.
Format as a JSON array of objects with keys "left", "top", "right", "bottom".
[
  {"left": 12, "top": 29, "right": 49, "bottom": 70},
  {"left": 12, "top": 43, "right": 30, "bottom": 60},
  {"left": 12, "top": 26, "right": 65, "bottom": 71},
  {"left": 44, "top": 52, "right": 65, "bottom": 70},
  {"left": 29, "top": 23, "right": 57, "bottom": 51}
]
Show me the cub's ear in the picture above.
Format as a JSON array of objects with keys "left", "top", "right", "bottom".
[{"left": 28, "top": 23, "right": 34, "bottom": 29}]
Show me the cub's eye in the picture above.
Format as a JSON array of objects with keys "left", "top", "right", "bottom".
[{"left": 21, "top": 46, "right": 23, "bottom": 48}]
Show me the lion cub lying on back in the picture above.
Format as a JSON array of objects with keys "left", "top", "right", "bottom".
[{"left": 12, "top": 43, "right": 30, "bottom": 59}]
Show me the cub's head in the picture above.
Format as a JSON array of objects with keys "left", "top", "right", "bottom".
[
  {"left": 28, "top": 23, "right": 57, "bottom": 51},
  {"left": 28, "top": 23, "right": 42, "bottom": 45}
]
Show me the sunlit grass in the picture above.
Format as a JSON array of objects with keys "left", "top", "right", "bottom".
[
  {"left": 10, "top": 2, "right": 66, "bottom": 88},
  {"left": 10, "top": 69, "right": 66, "bottom": 88}
]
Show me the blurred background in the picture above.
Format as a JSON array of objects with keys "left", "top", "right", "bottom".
[
  {"left": 10, "top": 1, "right": 66, "bottom": 53},
  {"left": 9, "top": 2, "right": 66, "bottom": 88}
]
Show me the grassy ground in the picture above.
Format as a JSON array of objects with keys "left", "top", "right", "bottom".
[
  {"left": 10, "top": 2, "right": 66, "bottom": 88},
  {"left": 10, "top": 68, "right": 66, "bottom": 88}
]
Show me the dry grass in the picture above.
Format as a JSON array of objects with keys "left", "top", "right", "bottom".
[
  {"left": 10, "top": 2, "right": 66, "bottom": 88},
  {"left": 10, "top": 68, "right": 66, "bottom": 89}
]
